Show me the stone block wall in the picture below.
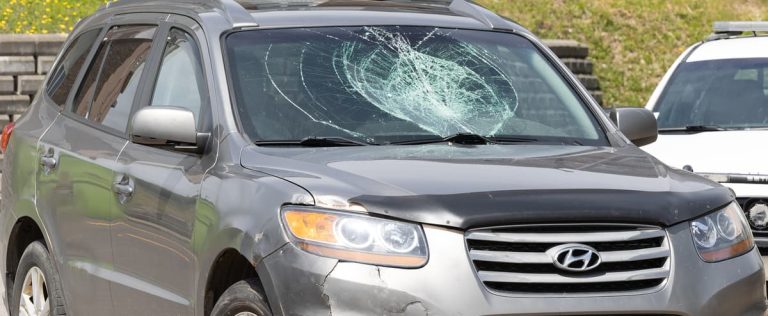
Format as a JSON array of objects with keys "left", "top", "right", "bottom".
[
  {"left": 543, "top": 39, "right": 603, "bottom": 105},
  {"left": 0, "top": 34, "right": 67, "bottom": 119}
]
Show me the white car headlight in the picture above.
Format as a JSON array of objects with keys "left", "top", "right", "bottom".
[
  {"left": 281, "top": 207, "right": 428, "bottom": 268},
  {"left": 690, "top": 202, "right": 754, "bottom": 262}
]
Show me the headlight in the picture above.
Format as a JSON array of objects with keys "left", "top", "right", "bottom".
[
  {"left": 690, "top": 202, "right": 754, "bottom": 262},
  {"left": 281, "top": 207, "right": 428, "bottom": 268}
]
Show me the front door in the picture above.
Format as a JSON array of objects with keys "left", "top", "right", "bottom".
[{"left": 110, "top": 20, "right": 213, "bottom": 315}]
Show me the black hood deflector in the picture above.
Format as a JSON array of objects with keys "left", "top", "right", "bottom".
[
  {"left": 351, "top": 188, "right": 732, "bottom": 229},
  {"left": 241, "top": 145, "right": 734, "bottom": 229}
]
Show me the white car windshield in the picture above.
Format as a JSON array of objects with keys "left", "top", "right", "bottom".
[
  {"left": 654, "top": 58, "right": 768, "bottom": 129},
  {"left": 225, "top": 26, "right": 607, "bottom": 145}
]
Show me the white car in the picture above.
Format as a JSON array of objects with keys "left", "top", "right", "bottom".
[{"left": 643, "top": 21, "right": 768, "bottom": 264}]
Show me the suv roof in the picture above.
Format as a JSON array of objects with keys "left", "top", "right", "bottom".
[
  {"left": 95, "top": 0, "right": 527, "bottom": 32},
  {"left": 689, "top": 36, "right": 768, "bottom": 62}
]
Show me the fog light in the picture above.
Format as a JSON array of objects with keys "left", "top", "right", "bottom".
[{"left": 747, "top": 202, "right": 768, "bottom": 230}]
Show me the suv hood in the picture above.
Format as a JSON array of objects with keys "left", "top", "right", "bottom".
[
  {"left": 643, "top": 130, "right": 768, "bottom": 174},
  {"left": 241, "top": 145, "right": 732, "bottom": 229}
]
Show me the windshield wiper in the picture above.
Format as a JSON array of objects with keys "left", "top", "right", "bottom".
[
  {"left": 389, "top": 133, "right": 538, "bottom": 145},
  {"left": 489, "top": 136, "right": 545, "bottom": 144},
  {"left": 658, "top": 125, "right": 730, "bottom": 133},
  {"left": 254, "top": 136, "right": 373, "bottom": 147}
]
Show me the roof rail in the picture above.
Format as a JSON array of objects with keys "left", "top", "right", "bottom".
[
  {"left": 224, "top": 0, "right": 260, "bottom": 27},
  {"left": 103, "top": 0, "right": 258, "bottom": 28},
  {"left": 236, "top": 0, "right": 513, "bottom": 30},
  {"left": 236, "top": 0, "right": 454, "bottom": 9},
  {"left": 232, "top": 0, "right": 506, "bottom": 29},
  {"left": 102, "top": 0, "right": 512, "bottom": 30}
]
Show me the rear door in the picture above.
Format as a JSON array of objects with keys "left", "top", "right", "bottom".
[
  {"left": 109, "top": 15, "right": 215, "bottom": 315},
  {"left": 35, "top": 21, "right": 159, "bottom": 314},
  {"left": 6, "top": 25, "right": 102, "bottom": 311}
]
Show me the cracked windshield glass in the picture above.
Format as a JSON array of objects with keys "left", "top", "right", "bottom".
[{"left": 226, "top": 26, "right": 605, "bottom": 145}]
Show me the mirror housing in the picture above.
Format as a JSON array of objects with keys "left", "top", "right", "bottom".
[
  {"left": 130, "top": 107, "right": 208, "bottom": 153},
  {"left": 609, "top": 107, "right": 658, "bottom": 147}
]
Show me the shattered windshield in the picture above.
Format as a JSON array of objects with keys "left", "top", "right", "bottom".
[
  {"left": 226, "top": 26, "right": 606, "bottom": 145},
  {"left": 655, "top": 58, "right": 768, "bottom": 129}
]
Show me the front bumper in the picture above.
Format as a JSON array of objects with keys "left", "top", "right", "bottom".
[{"left": 259, "top": 222, "right": 766, "bottom": 316}]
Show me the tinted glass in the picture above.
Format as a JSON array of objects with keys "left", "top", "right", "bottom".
[
  {"left": 655, "top": 58, "right": 768, "bottom": 129},
  {"left": 72, "top": 43, "right": 106, "bottom": 117},
  {"left": 89, "top": 25, "right": 156, "bottom": 132},
  {"left": 226, "top": 27, "right": 605, "bottom": 145},
  {"left": 46, "top": 28, "right": 101, "bottom": 107},
  {"left": 151, "top": 28, "right": 205, "bottom": 122}
]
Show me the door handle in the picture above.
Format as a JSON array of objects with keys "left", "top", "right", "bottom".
[
  {"left": 112, "top": 174, "right": 134, "bottom": 204},
  {"left": 40, "top": 148, "right": 58, "bottom": 174}
]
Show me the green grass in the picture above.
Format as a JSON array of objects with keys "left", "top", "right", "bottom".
[
  {"left": 2, "top": 0, "right": 767, "bottom": 105},
  {"left": 0, "top": 0, "right": 107, "bottom": 34},
  {"left": 478, "top": 0, "right": 768, "bottom": 106}
]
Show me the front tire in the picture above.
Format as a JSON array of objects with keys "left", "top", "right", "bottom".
[
  {"left": 10, "top": 241, "right": 66, "bottom": 316},
  {"left": 210, "top": 279, "right": 271, "bottom": 316}
]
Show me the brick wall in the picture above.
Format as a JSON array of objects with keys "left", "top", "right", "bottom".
[
  {"left": 0, "top": 35, "right": 602, "bottom": 119},
  {"left": 0, "top": 34, "right": 66, "bottom": 119}
]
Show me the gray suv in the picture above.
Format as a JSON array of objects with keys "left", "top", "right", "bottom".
[{"left": 0, "top": 0, "right": 765, "bottom": 315}]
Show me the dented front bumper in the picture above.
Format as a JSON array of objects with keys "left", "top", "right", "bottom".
[{"left": 257, "top": 224, "right": 767, "bottom": 316}]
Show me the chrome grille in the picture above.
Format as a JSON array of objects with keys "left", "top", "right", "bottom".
[{"left": 466, "top": 224, "right": 671, "bottom": 295}]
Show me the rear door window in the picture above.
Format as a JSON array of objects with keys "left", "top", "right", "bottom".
[
  {"left": 46, "top": 28, "right": 101, "bottom": 107},
  {"left": 72, "top": 25, "right": 157, "bottom": 132}
]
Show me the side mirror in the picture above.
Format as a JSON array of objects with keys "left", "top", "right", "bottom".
[
  {"left": 609, "top": 107, "right": 658, "bottom": 147},
  {"left": 130, "top": 107, "right": 208, "bottom": 153}
]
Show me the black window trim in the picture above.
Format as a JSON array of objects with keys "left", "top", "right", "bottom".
[
  {"left": 108, "top": 13, "right": 214, "bottom": 156},
  {"left": 135, "top": 23, "right": 213, "bottom": 134}
]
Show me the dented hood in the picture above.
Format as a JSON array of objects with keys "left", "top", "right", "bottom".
[{"left": 240, "top": 144, "right": 733, "bottom": 229}]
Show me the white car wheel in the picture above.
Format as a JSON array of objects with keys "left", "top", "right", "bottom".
[{"left": 18, "top": 266, "right": 50, "bottom": 316}]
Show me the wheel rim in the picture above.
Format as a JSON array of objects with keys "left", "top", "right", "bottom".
[
  {"left": 18, "top": 266, "right": 49, "bottom": 316},
  {"left": 234, "top": 313, "right": 257, "bottom": 316}
]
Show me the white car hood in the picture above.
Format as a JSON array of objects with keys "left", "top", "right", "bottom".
[{"left": 643, "top": 130, "right": 768, "bottom": 174}]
